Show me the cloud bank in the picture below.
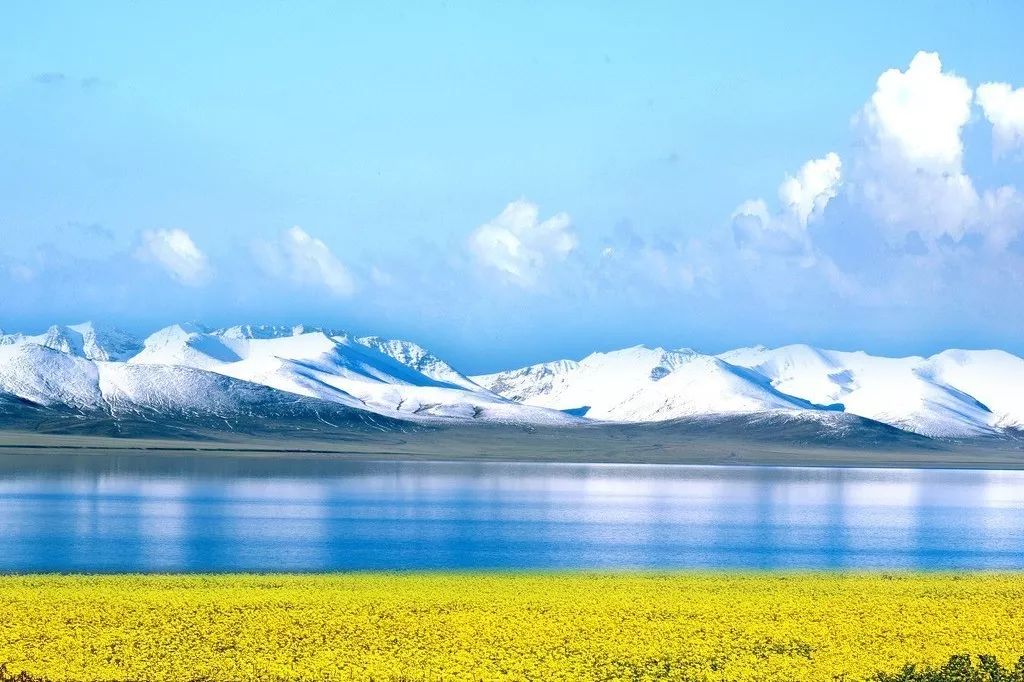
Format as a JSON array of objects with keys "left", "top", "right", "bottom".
[
  {"left": 977, "top": 81, "right": 1024, "bottom": 158},
  {"left": 136, "top": 229, "right": 210, "bottom": 286},
  {"left": 732, "top": 152, "right": 842, "bottom": 259},
  {"left": 468, "top": 200, "right": 577, "bottom": 286},
  {"left": 732, "top": 51, "right": 1022, "bottom": 269},
  {"left": 254, "top": 226, "right": 356, "bottom": 297}
]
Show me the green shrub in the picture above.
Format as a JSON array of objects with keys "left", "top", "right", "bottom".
[
  {"left": 874, "top": 654, "right": 1024, "bottom": 682},
  {"left": 0, "top": 665, "right": 47, "bottom": 682}
]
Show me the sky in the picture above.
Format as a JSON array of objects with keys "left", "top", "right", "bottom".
[{"left": 2, "top": 1, "right": 1024, "bottom": 373}]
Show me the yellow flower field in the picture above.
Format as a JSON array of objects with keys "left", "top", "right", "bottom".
[{"left": 1, "top": 573, "right": 1022, "bottom": 681}]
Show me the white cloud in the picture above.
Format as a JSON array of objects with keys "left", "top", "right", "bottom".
[
  {"left": 778, "top": 152, "right": 843, "bottom": 227},
  {"left": 717, "top": 51, "right": 1024, "bottom": 310},
  {"left": 848, "top": 52, "right": 1024, "bottom": 250},
  {"left": 255, "top": 226, "right": 355, "bottom": 297},
  {"left": 136, "top": 228, "right": 210, "bottom": 286},
  {"left": 731, "top": 152, "right": 841, "bottom": 258},
  {"left": 596, "top": 228, "right": 716, "bottom": 294},
  {"left": 975, "top": 186, "right": 1024, "bottom": 250},
  {"left": 861, "top": 51, "right": 973, "bottom": 172},
  {"left": 468, "top": 199, "right": 577, "bottom": 285},
  {"left": 855, "top": 51, "right": 979, "bottom": 241},
  {"left": 732, "top": 199, "right": 797, "bottom": 253},
  {"left": 977, "top": 81, "right": 1024, "bottom": 158},
  {"left": 733, "top": 51, "right": 1024, "bottom": 275}
]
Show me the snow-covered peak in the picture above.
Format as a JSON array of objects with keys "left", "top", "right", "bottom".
[
  {"left": 357, "top": 336, "right": 482, "bottom": 391},
  {"left": 120, "top": 322, "right": 569, "bottom": 424},
  {"left": 0, "top": 322, "right": 141, "bottom": 362},
  {"left": 720, "top": 343, "right": 831, "bottom": 370},
  {"left": 218, "top": 324, "right": 301, "bottom": 340},
  {"left": 472, "top": 358, "right": 581, "bottom": 404},
  {"left": 5, "top": 320, "right": 1024, "bottom": 438},
  {"left": 578, "top": 345, "right": 700, "bottom": 380},
  {"left": 216, "top": 324, "right": 348, "bottom": 341},
  {"left": 721, "top": 344, "right": 1002, "bottom": 437},
  {"left": 718, "top": 344, "right": 848, "bottom": 407},
  {"left": 67, "top": 322, "right": 143, "bottom": 361},
  {"left": 476, "top": 341, "right": 1024, "bottom": 436},
  {"left": 0, "top": 340, "right": 403, "bottom": 432},
  {"left": 602, "top": 353, "right": 820, "bottom": 421},
  {"left": 132, "top": 324, "right": 240, "bottom": 369},
  {"left": 0, "top": 343, "right": 102, "bottom": 408},
  {"left": 924, "top": 349, "right": 1024, "bottom": 430},
  {"left": 144, "top": 322, "right": 208, "bottom": 340},
  {"left": 475, "top": 344, "right": 817, "bottom": 420}
]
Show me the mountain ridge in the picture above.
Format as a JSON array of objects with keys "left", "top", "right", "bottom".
[{"left": 1, "top": 321, "right": 1022, "bottom": 440}]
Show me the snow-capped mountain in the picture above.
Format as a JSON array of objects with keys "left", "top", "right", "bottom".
[
  {"left": 1, "top": 320, "right": 1022, "bottom": 440},
  {"left": 356, "top": 336, "right": 484, "bottom": 392},
  {"left": 924, "top": 350, "right": 1024, "bottom": 431},
  {"left": 0, "top": 342, "right": 396, "bottom": 431},
  {"left": 718, "top": 345, "right": 1017, "bottom": 437},
  {"left": 472, "top": 345, "right": 828, "bottom": 421},
  {"left": 0, "top": 322, "right": 141, "bottom": 362},
  {"left": 129, "top": 324, "right": 570, "bottom": 423},
  {"left": 0, "top": 343, "right": 104, "bottom": 410},
  {"left": 477, "top": 343, "right": 1024, "bottom": 438}
]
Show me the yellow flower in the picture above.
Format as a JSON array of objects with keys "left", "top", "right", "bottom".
[{"left": 0, "top": 573, "right": 1022, "bottom": 681}]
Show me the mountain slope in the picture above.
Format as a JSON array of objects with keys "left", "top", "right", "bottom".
[
  {"left": 719, "top": 345, "right": 1004, "bottom": 437},
  {"left": 0, "top": 343, "right": 401, "bottom": 434},
  {"left": 0, "top": 344, "right": 103, "bottom": 409},
  {"left": 3, "top": 320, "right": 1023, "bottom": 440},
  {"left": 473, "top": 345, "right": 830, "bottom": 421},
  {"left": 0, "top": 322, "right": 141, "bottom": 361},
  {"left": 923, "top": 350, "right": 1024, "bottom": 430},
  {"left": 473, "top": 359, "right": 581, "bottom": 404},
  {"left": 130, "top": 325, "right": 574, "bottom": 424},
  {"left": 356, "top": 336, "right": 484, "bottom": 391}
]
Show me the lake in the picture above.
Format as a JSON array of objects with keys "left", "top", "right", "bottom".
[{"left": 1, "top": 454, "right": 1022, "bottom": 572}]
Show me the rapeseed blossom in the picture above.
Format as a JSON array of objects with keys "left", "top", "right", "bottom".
[{"left": 0, "top": 573, "right": 1022, "bottom": 681}]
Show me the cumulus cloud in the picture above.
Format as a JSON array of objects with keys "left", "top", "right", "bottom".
[
  {"left": 723, "top": 50, "right": 1024, "bottom": 307},
  {"left": 862, "top": 52, "right": 972, "bottom": 170},
  {"left": 731, "top": 153, "right": 841, "bottom": 257},
  {"left": 977, "top": 81, "right": 1024, "bottom": 158},
  {"left": 254, "top": 226, "right": 355, "bottom": 297},
  {"left": 843, "top": 51, "right": 1024, "bottom": 251},
  {"left": 779, "top": 152, "right": 843, "bottom": 227},
  {"left": 732, "top": 51, "right": 1024, "bottom": 274},
  {"left": 976, "top": 185, "right": 1024, "bottom": 250},
  {"left": 468, "top": 200, "right": 577, "bottom": 285},
  {"left": 136, "top": 228, "right": 210, "bottom": 286},
  {"left": 598, "top": 225, "right": 715, "bottom": 293},
  {"left": 854, "top": 51, "right": 979, "bottom": 241},
  {"left": 723, "top": 50, "right": 1024, "bottom": 310},
  {"left": 731, "top": 199, "right": 802, "bottom": 255}
]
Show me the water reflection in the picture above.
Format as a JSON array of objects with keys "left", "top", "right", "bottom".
[{"left": 0, "top": 454, "right": 1022, "bottom": 572}]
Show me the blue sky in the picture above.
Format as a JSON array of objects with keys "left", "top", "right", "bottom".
[{"left": 2, "top": 1, "right": 1024, "bottom": 372}]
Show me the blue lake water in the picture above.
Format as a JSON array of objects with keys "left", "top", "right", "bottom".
[{"left": 1, "top": 454, "right": 1023, "bottom": 572}]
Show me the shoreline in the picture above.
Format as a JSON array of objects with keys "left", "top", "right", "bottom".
[
  {"left": 3, "top": 567, "right": 1024, "bottom": 576},
  {"left": 0, "top": 429, "right": 1023, "bottom": 470}
]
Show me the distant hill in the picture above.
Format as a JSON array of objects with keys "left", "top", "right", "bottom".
[{"left": 2, "top": 320, "right": 1023, "bottom": 443}]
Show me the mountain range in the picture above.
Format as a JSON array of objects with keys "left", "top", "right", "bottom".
[{"left": 1, "top": 321, "right": 1022, "bottom": 441}]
